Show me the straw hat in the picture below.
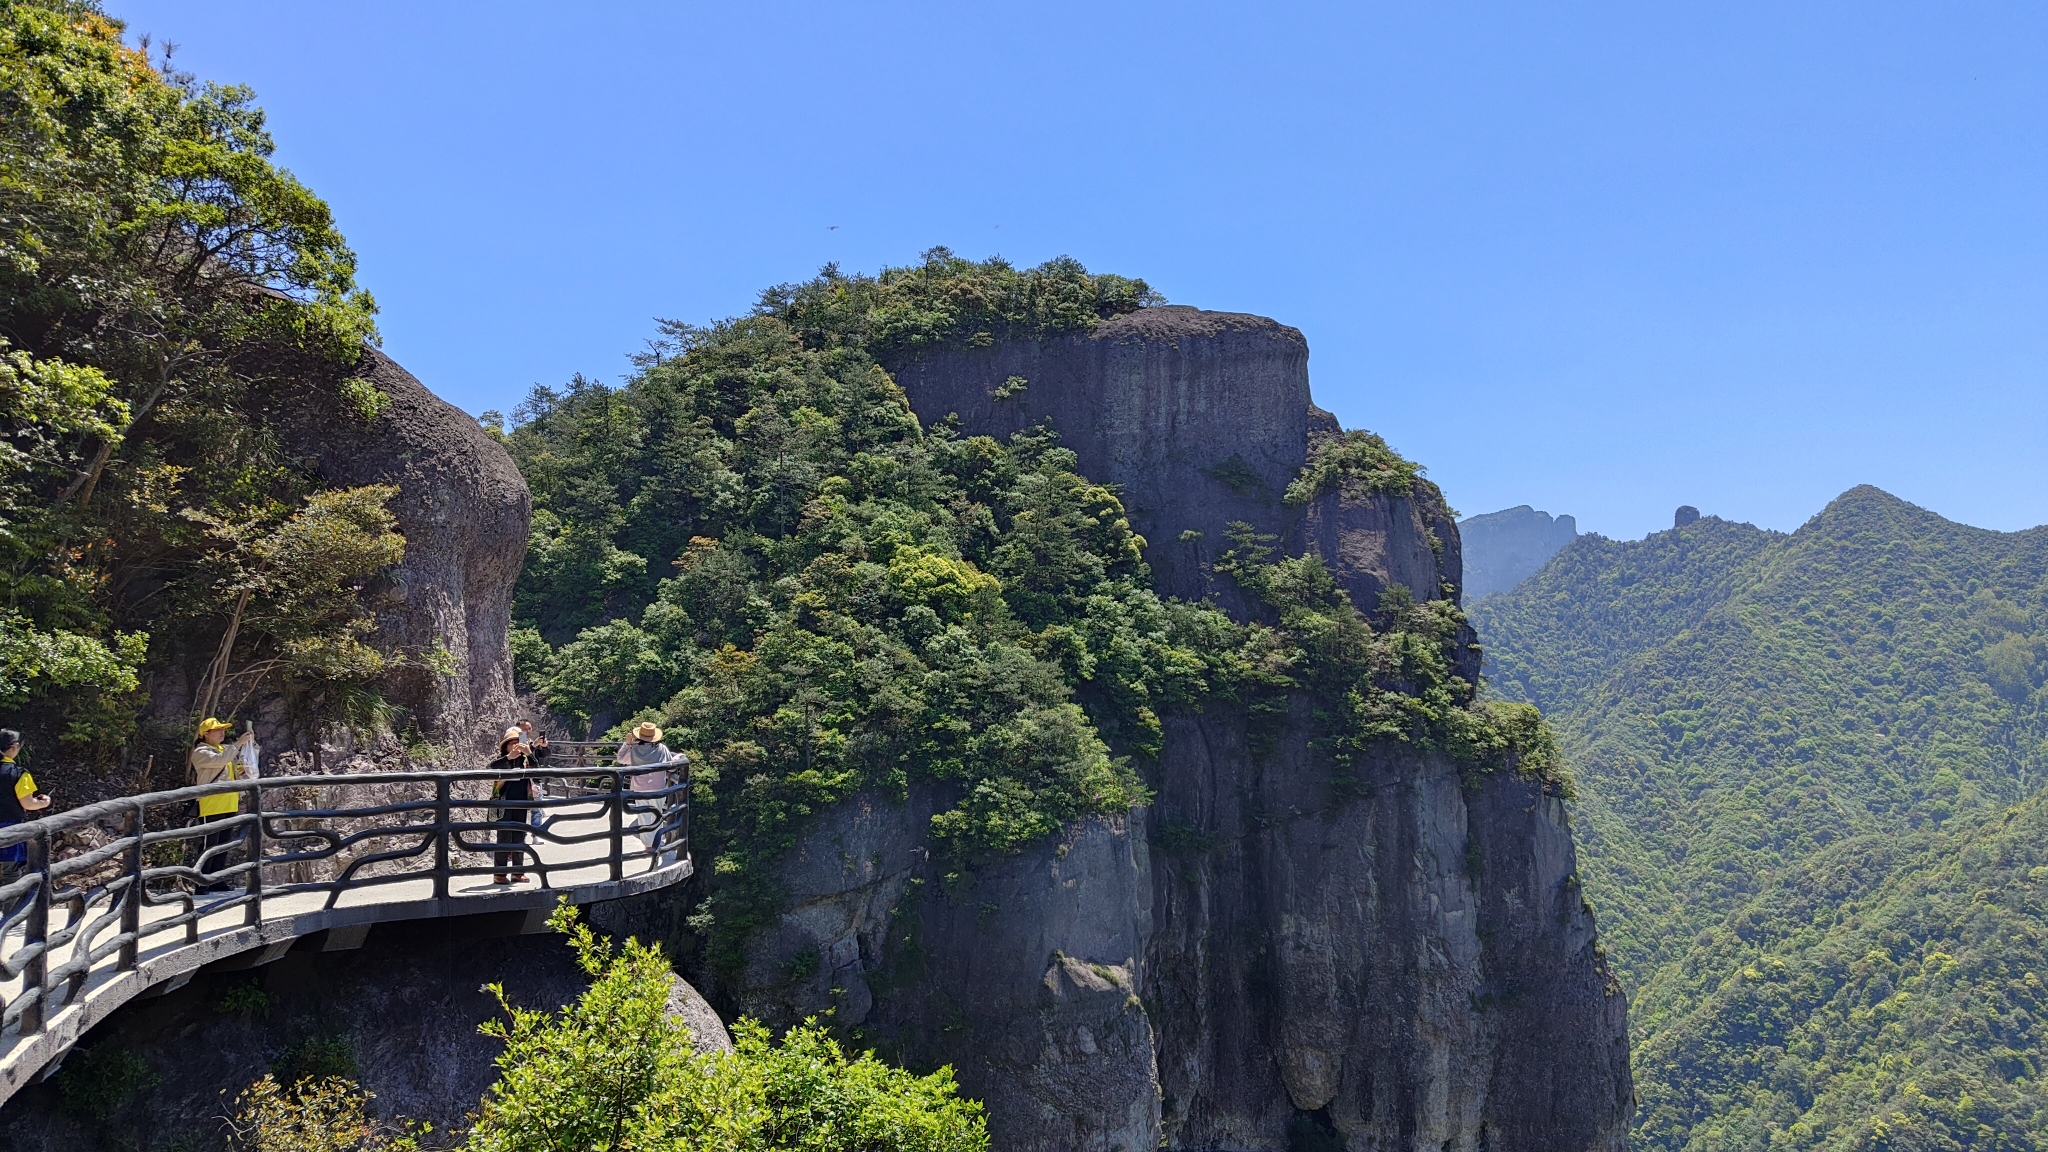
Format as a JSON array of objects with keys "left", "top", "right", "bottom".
[
  {"left": 500, "top": 725, "right": 524, "bottom": 752},
  {"left": 632, "top": 722, "right": 662, "bottom": 743},
  {"left": 197, "top": 717, "right": 233, "bottom": 737}
]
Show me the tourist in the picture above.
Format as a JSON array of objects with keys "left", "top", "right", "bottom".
[
  {"left": 613, "top": 721, "right": 682, "bottom": 863},
  {"left": 488, "top": 727, "right": 539, "bottom": 884},
  {"left": 515, "top": 718, "right": 552, "bottom": 830},
  {"left": 0, "top": 729, "right": 51, "bottom": 895},
  {"left": 516, "top": 719, "right": 550, "bottom": 763},
  {"left": 188, "top": 718, "right": 251, "bottom": 892}
]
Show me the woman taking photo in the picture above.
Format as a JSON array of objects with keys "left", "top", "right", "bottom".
[{"left": 487, "top": 727, "right": 539, "bottom": 884}]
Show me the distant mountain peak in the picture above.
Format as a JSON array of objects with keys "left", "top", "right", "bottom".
[{"left": 1458, "top": 505, "right": 1579, "bottom": 600}]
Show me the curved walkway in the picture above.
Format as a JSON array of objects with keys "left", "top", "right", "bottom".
[{"left": 0, "top": 760, "right": 691, "bottom": 1104}]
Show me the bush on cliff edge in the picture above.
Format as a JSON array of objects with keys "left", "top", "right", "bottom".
[{"left": 227, "top": 906, "right": 989, "bottom": 1152}]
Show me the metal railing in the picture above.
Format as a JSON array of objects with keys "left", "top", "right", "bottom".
[{"left": 0, "top": 758, "right": 690, "bottom": 1043}]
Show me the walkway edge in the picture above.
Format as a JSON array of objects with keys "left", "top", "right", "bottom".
[{"left": 0, "top": 858, "right": 692, "bottom": 1102}]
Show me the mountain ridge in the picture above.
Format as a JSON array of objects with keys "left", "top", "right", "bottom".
[{"left": 1471, "top": 483, "right": 2048, "bottom": 1150}]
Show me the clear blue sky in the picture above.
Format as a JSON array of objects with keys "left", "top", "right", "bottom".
[{"left": 109, "top": 1, "right": 2048, "bottom": 540}]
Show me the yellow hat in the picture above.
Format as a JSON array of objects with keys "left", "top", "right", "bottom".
[
  {"left": 197, "top": 717, "right": 233, "bottom": 736},
  {"left": 633, "top": 722, "right": 663, "bottom": 743}
]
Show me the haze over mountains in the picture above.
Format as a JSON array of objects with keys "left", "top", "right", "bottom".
[
  {"left": 1458, "top": 505, "right": 1581, "bottom": 600},
  {"left": 1469, "top": 486, "right": 2048, "bottom": 1149}
]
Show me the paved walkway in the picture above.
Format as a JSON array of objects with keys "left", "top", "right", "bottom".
[{"left": 0, "top": 769, "right": 691, "bottom": 1104}]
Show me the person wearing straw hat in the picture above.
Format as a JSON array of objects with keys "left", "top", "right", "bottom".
[
  {"left": 613, "top": 721, "right": 680, "bottom": 862},
  {"left": 189, "top": 717, "right": 251, "bottom": 892},
  {"left": 488, "top": 726, "right": 540, "bottom": 884}
]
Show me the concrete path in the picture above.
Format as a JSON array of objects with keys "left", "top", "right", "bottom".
[{"left": 0, "top": 772, "right": 691, "bottom": 1104}]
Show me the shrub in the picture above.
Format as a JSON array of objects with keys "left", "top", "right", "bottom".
[
  {"left": 464, "top": 903, "right": 988, "bottom": 1152},
  {"left": 217, "top": 981, "right": 274, "bottom": 1020},
  {"left": 226, "top": 1076, "right": 402, "bottom": 1152},
  {"left": 1283, "top": 429, "right": 1421, "bottom": 504},
  {"left": 274, "top": 1035, "right": 358, "bottom": 1088}
]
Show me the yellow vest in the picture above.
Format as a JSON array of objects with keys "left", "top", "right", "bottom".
[{"left": 191, "top": 743, "right": 241, "bottom": 818}]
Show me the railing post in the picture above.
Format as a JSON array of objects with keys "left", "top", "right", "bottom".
[
  {"left": 609, "top": 771, "right": 624, "bottom": 882},
  {"left": 120, "top": 802, "right": 142, "bottom": 972},
  {"left": 21, "top": 828, "right": 48, "bottom": 1035},
  {"left": 434, "top": 775, "right": 451, "bottom": 901},
  {"left": 243, "top": 781, "right": 262, "bottom": 926},
  {"left": 678, "top": 760, "right": 690, "bottom": 870}
]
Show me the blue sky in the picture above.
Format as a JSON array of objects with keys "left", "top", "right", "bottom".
[{"left": 109, "top": 1, "right": 2048, "bottom": 540}]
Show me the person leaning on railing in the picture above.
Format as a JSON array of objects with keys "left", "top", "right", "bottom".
[
  {"left": 189, "top": 717, "right": 252, "bottom": 893},
  {"left": 613, "top": 722, "right": 685, "bottom": 863},
  {"left": 0, "top": 729, "right": 52, "bottom": 890}
]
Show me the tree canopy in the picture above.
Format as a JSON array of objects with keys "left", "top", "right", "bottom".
[{"left": 0, "top": 0, "right": 407, "bottom": 782}]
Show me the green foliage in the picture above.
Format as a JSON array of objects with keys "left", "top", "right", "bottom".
[
  {"left": 338, "top": 378, "right": 391, "bottom": 424},
  {"left": 0, "top": 2, "right": 401, "bottom": 775},
  {"left": 0, "top": 611, "right": 145, "bottom": 704},
  {"left": 1212, "top": 522, "right": 1566, "bottom": 790},
  {"left": 1630, "top": 797, "right": 2048, "bottom": 1150},
  {"left": 227, "top": 1076, "right": 411, "bottom": 1152},
  {"left": 464, "top": 903, "right": 987, "bottom": 1152},
  {"left": 500, "top": 258, "right": 1228, "bottom": 972},
  {"left": 54, "top": 1044, "right": 159, "bottom": 1122},
  {"left": 1205, "top": 454, "right": 1265, "bottom": 495},
  {"left": 217, "top": 980, "right": 273, "bottom": 1020},
  {"left": 1283, "top": 428, "right": 1420, "bottom": 505},
  {"left": 185, "top": 483, "right": 410, "bottom": 722},
  {"left": 1472, "top": 487, "right": 2048, "bottom": 1149},
  {"left": 764, "top": 246, "right": 1158, "bottom": 354}
]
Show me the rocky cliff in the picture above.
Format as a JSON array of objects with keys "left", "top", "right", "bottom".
[
  {"left": 1459, "top": 506, "right": 1580, "bottom": 601},
  {"left": 713, "top": 307, "right": 1632, "bottom": 1151},
  {"left": 140, "top": 347, "right": 530, "bottom": 766},
  {"left": 260, "top": 348, "right": 530, "bottom": 758}
]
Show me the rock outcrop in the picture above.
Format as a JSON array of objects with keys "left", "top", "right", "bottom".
[
  {"left": 713, "top": 307, "right": 1633, "bottom": 1150},
  {"left": 885, "top": 306, "right": 1462, "bottom": 624},
  {"left": 233, "top": 347, "right": 527, "bottom": 761},
  {"left": 137, "top": 347, "right": 527, "bottom": 767},
  {"left": 1459, "top": 505, "right": 1581, "bottom": 601}
]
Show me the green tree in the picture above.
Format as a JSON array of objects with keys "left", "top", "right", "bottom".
[
  {"left": 0, "top": 1, "right": 401, "bottom": 779},
  {"left": 464, "top": 904, "right": 988, "bottom": 1152}
]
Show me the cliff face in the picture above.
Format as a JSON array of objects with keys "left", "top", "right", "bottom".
[
  {"left": 1148, "top": 710, "right": 1630, "bottom": 1150},
  {"left": 885, "top": 306, "right": 1462, "bottom": 625},
  {"left": 714, "top": 307, "right": 1631, "bottom": 1150}
]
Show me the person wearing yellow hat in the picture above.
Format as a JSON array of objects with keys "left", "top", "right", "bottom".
[{"left": 189, "top": 717, "right": 251, "bottom": 892}]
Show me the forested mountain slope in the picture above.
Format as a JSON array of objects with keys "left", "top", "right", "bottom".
[
  {"left": 1472, "top": 485, "right": 2048, "bottom": 1150},
  {"left": 495, "top": 255, "right": 1627, "bottom": 1150}
]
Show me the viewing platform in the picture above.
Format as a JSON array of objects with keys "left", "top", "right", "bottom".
[{"left": 0, "top": 749, "right": 691, "bottom": 1105}]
